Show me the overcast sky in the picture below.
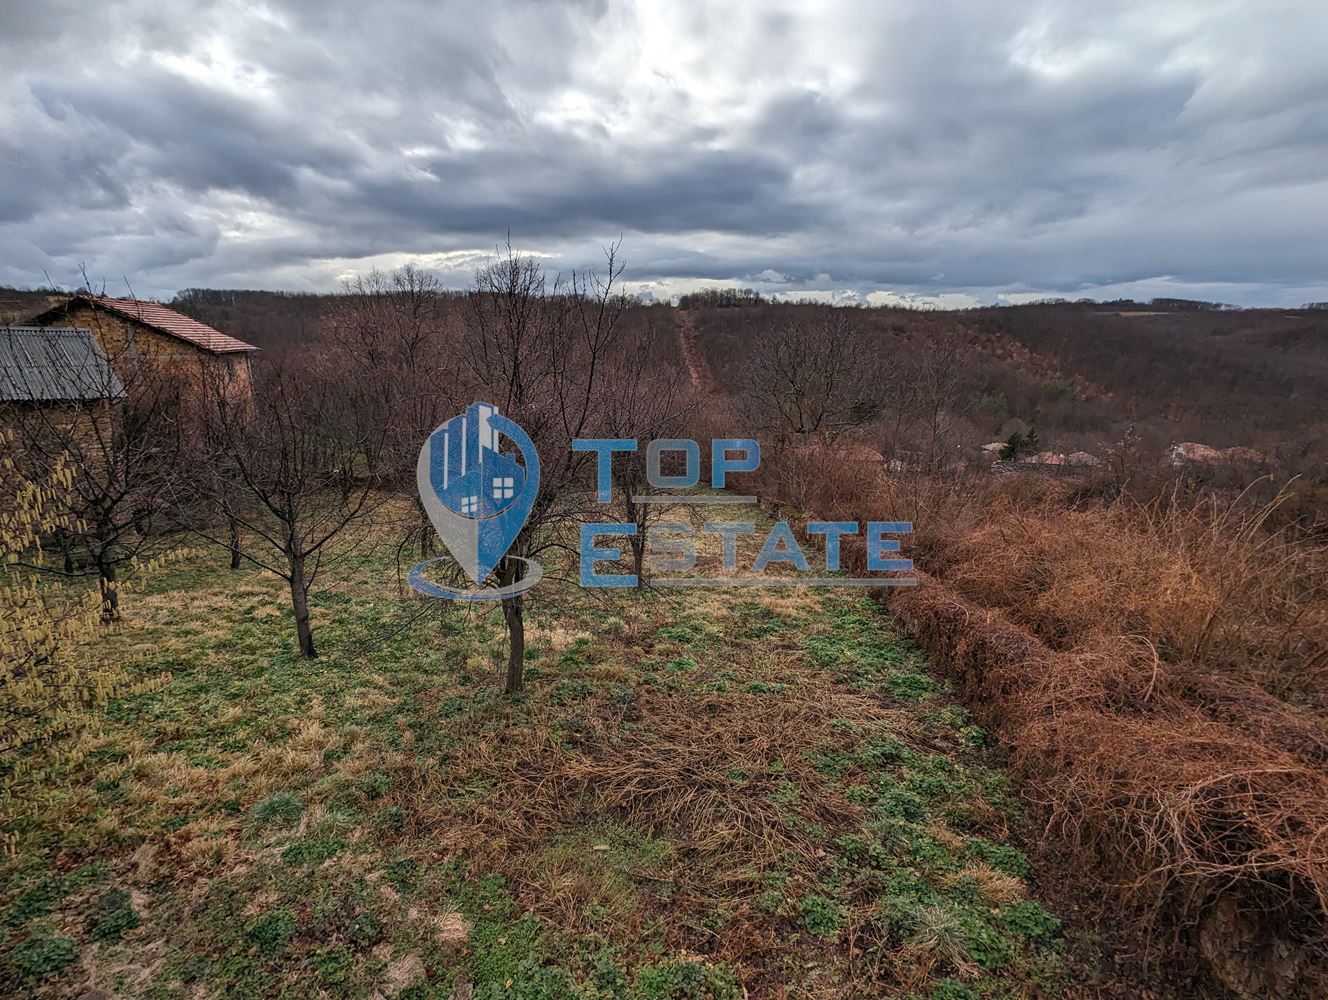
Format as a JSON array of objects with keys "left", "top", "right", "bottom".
[{"left": 1, "top": 0, "right": 1325, "bottom": 306}]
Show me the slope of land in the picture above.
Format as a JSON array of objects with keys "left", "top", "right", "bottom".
[{"left": 1, "top": 505, "right": 1069, "bottom": 998}]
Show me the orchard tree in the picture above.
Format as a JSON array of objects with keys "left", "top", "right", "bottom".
[
  {"left": 741, "top": 310, "right": 886, "bottom": 447},
  {"left": 453, "top": 240, "right": 629, "bottom": 693},
  {"left": 2, "top": 326, "right": 188, "bottom": 619},
  {"left": 193, "top": 355, "right": 383, "bottom": 658}
]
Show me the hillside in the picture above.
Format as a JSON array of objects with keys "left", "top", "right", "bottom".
[{"left": 684, "top": 301, "right": 1328, "bottom": 474}]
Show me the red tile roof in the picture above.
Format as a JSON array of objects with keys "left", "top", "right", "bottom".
[{"left": 73, "top": 295, "right": 258, "bottom": 354}]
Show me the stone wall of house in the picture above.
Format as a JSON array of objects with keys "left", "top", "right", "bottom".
[
  {"left": 57, "top": 302, "right": 254, "bottom": 398},
  {"left": 0, "top": 399, "right": 119, "bottom": 512}
]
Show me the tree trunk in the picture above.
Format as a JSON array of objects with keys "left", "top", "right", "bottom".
[
  {"left": 228, "top": 517, "right": 242, "bottom": 570},
  {"left": 58, "top": 529, "right": 74, "bottom": 574},
  {"left": 624, "top": 496, "right": 647, "bottom": 587},
  {"left": 98, "top": 559, "right": 119, "bottom": 622},
  {"left": 415, "top": 496, "right": 434, "bottom": 557},
  {"left": 499, "top": 557, "right": 525, "bottom": 694},
  {"left": 632, "top": 536, "right": 645, "bottom": 586},
  {"left": 288, "top": 554, "right": 317, "bottom": 658}
]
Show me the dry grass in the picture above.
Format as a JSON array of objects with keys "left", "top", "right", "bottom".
[
  {"left": 925, "top": 487, "right": 1328, "bottom": 704},
  {"left": 0, "top": 505, "right": 1068, "bottom": 997},
  {"left": 393, "top": 652, "right": 902, "bottom": 973},
  {"left": 882, "top": 575, "right": 1328, "bottom": 996},
  {"left": 768, "top": 449, "right": 1328, "bottom": 995}
]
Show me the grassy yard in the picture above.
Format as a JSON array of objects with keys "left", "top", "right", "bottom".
[{"left": 1, "top": 506, "right": 1067, "bottom": 998}]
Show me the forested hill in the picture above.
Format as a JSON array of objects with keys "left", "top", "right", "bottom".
[{"left": 4, "top": 284, "right": 1325, "bottom": 465}]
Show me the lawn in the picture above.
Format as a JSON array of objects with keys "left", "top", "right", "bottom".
[{"left": 1, "top": 505, "right": 1066, "bottom": 998}]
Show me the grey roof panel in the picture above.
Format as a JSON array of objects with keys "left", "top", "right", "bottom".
[{"left": 0, "top": 326, "right": 126, "bottom": 402}]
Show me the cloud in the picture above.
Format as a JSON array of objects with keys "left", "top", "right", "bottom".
[{"left": 1, "top": 0, "right": 1326, "bottom": 305}]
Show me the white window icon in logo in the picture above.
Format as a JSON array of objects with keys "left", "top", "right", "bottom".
[
  {"left": 460, "top": 495, "right": 479, "bottom": 515},
  {"left": 492, "top": 476, "right": 515, "bottom": 500}
]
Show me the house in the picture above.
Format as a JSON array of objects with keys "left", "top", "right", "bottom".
[
  {"left": 992, "top": 451, "right": 1103, "bottom": 475},
  {"left": 0, "top": 326, "right": 125, "bottom": 473},
  {"left": 27, "top": 295, "right": 258, "bottom": 392},
  {"left": 1025, "top": 450, "right": 1102, "bottom": 468}
]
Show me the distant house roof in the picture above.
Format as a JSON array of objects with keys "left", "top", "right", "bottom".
[
  {"left": 0, "top": 326, "right": 126, "bottom": 402},
  {"left": 31, "top": 295, "right": 258, "bottom": 354},
  {"left": 1167, "top": 442, "right": 1266, "bottom": 466},
  {"left": 1025, "top": 451, "right": 1103, "bottom": 467}
]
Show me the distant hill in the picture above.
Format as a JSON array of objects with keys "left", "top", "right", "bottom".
[
  {"left": 0, "top": 288, "right": 66, "bottom": 325},
  {"left": 11, "top": 282, "right": 1323, "bottom": 472},
  {"left": 685, "top": 299, "right": 1328, "bottom": 471}
]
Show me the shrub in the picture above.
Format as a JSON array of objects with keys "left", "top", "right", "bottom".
[
  {"left": 0, "top": 447, "right": 170, "bottom": 804},
  {"left": 1038, "top": 378, "right": 1077, "bottom": 401},
  {"left": 798, "top": 894, "right": 846, "bottom": 939},
  {"left": 89, "top": 888, "right": 141, "bottom": 941},
  {"left": 11, "top": 933, "right": 76, "bottom": 981}
]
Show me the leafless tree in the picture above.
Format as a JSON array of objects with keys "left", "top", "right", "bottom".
[
  {"left": 325, "top": 265, "right": 461, "bottom": 560},
  {"left": 190, "top": 357, "right": 383, "bottom": 657},
  {"left": 741, "top": 310, "right": 887, "bottom": 447},
  {"left": 597, "top": 312, "right": 693, "bottom": 582},
  {"left": 454, "top": 239, "right": 629, "bottom": 693},
  {"left": 2, "top": 326, "right": 189, "bottom": 619},
  {"left": 899, "top": 345, "right": 968, "bottom": 475}
]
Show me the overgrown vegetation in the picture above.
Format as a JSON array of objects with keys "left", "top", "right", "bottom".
[
  {"left": 0, "top": 441, "right": 172, "bottom": 813},
  {"left": 0, "top": 510, "right": 1064, "bottom": 997},
  {"left": 757, "top": 446, "right": 1328, "bottom": 997},
  {"left": 5, "top": 265, "right": 1327, "bottom": 997}
]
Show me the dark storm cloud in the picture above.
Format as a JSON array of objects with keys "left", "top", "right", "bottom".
[
  {"left": 0, "top": 0, "right": 1325, "bottom": 304},
  {"left": 30, "top": 71, "right": 357, "bottom": 202},
  {"left": 345, "top": 146, "right": 813, "bottom": 237}
]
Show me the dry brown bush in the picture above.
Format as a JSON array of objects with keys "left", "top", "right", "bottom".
[
  {"left": 883, "top": 573, "right": 1328, "bottom": 996},
  {"left": 921, "top": 487, "right": 1328, "bottom": 705},
  {"left": 769, "top": 445, "right": 1328, "bottom": 994}
]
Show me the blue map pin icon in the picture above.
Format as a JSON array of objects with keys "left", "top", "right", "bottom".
[{"left": 416, "top": 402, "right": 540, "bottom": 585}]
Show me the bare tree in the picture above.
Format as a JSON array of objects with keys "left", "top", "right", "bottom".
[
  {"left": 2, "top": 326, "right": 188, "bottom": 619},
  {"left": 453, "top": 240, "right": 629, "bottom": 693},
  {"left": 598, "top": 311, "right": 693, "bottom": 582},
  {"left": 900, "top": 345, "right": 968, "bottom": 475},
  {"left": 191, "top": 357, "right": 383, "bottom": 658},
  {"left": 741, "top": 310, "right": 886, "bottom": 447},
  {"left": 325, "top": 265, "right": 461, "bottom": 561}
]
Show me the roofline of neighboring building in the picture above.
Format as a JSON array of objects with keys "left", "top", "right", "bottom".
[
  {"left": 0, "top": 324, "right": 127, "bottom": 403},
  {"left": 28, "top": 294, "right": 260, "bottom": 355}
]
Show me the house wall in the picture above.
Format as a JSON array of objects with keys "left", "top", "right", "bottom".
[
  {"left": 0, "top": 398, "right": 119, "bottom": 504},
  {"left": 57, "top": 302, "right": 254, "bottom": 397}
]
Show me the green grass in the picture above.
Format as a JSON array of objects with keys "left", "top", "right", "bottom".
[{"left": 0, "top": 507, "right": 1064, "bottom": 998}]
